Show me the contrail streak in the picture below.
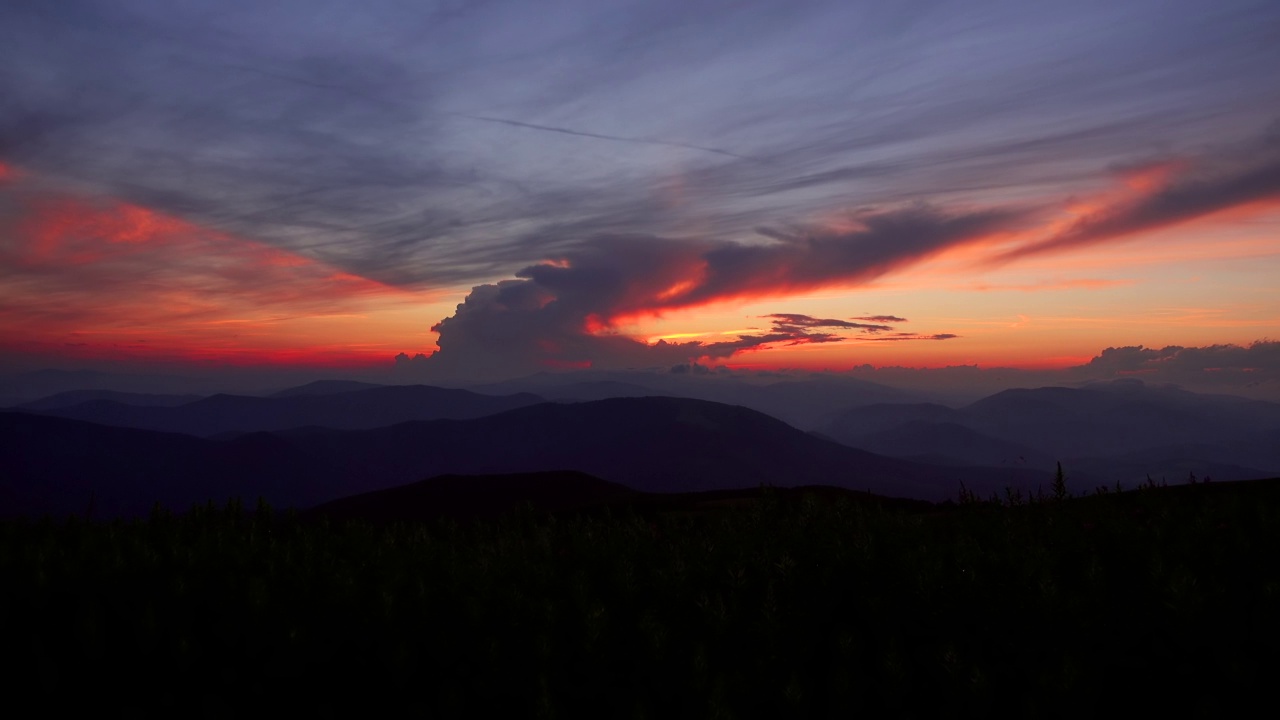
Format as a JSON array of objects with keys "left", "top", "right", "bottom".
[{"left": 453, "top": 113, "right": 766, "bottom": 163}]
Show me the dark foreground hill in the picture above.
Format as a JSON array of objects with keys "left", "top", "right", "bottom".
[
  {"left": 6, "top": 476, "right": 1280, "bottom": 717},
  {"left": 307, "top": 471, "right": 938, "bottom": 525},
  {"left": 1, "top": 397, "right": 1050, "bottom": 519},
  {"left": 308, "top": 471, "right": 639, "bottom": 523},
  {"left": 23, "top": 384, "right": 545, "bottom": 437}
]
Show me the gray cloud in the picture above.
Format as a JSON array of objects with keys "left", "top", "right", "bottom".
[
  {"left": 405, "top": 204, "right": 990, "bottom": 380},
  {"left": 2, "top": 0, "right": 1277, "bottom": 294},
  {"left": 855, "top": 315, "right": 908, "bottom": 323},
  {"left": 764, "top": 314, "right": 895, "bottom": 333}
]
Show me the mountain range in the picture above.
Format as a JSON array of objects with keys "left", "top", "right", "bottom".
[
  {"left": 4, "top": 375, "right": 1277, "bottom": 520},
  {"left": 825, "top": 379, "right": 1280, "bottom": 486},
  {"left": 18, "top": 385, "right": 545, "bottom": 437},
  {"left": 1, "top": 396, "right": 1049, "bottom": 519}
]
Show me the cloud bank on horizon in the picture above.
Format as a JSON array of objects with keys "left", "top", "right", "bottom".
[{"left": 1, "top": 0, "right": 1279, "bottom": 384}]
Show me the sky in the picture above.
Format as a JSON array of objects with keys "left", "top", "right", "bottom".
[{"left": 2, "top": 0, "right": 1279, "bottom": 394}]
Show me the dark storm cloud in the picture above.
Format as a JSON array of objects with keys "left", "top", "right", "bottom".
[
  {"left": 764, "top": 314, "right": 895, "bottom": 333},
  {"left": 3, "top": 0, "right": 1278, "bottom": 293},
  {"left": 516, "top": 204, "right": 1018, "bottom": 316}
]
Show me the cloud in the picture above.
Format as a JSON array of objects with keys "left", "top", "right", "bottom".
[
  {"left": 2, "top": 0, "right": 1277, "bottom": 295},
  {"left": 406, "top": 204, "right": 1001, "bottom": 380},
  {"left": 4, "top": 2, "right": 1280, "bottom": 383},
  {"left": 451, "top": 114, "right": 766, "bottom": 163},
  {"left": 997, "top": 134, "right": 1280, "bottom": 262},
  {"left": 764, "top": 313, "right": 895, "bottom": 333},
  {"left": 853, "top": 315, "right": 908, "bottom": 323},
  {"left": 1070, "top": 341, "right": 1280, "bottom": 383},
  {"left": 0, "top": 182, "right": 428, "bottom": 366},
  {"left": 865, "top": 333, "right": 960, "bottom": 342}
]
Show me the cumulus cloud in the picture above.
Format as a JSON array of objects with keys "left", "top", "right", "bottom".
[
  {"left": 404, "top": 205, "right": 991, "bottom": 380},
  {"left": 1068, "top": 342, "right": 1280, "bottom": 387}
]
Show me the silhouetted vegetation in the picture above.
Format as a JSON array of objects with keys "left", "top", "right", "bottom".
[{"left": 3, "top": 479, "right": 1279, "bottom": 718}]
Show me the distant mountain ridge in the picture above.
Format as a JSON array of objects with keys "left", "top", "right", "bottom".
[
  {"left": 826, "top": 380, "right": 1280, "bottom": 486},
  {"left": 270, "top": 380, "right": 387, "bottom": 397},
  {"left": 468, "top": 370, "right": 917, "bottom": 429},
  {"left": 21, "top": 384, "right": 546, "bottom": 437},
  {"left": 1, "top": 396, "right": 1052, "bottom": 519},
  {"left": 17, "top": 389, "right": 204, "bottom": 411}
]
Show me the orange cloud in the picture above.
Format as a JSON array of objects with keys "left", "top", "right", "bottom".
[{"left": 995, "top": 151, "right": 1280, "bottom": 263}]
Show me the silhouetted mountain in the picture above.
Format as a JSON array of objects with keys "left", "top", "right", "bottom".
[
  {"left": 17, "top": 389, "right": 204, "bottom": 411},
  {"left": 27, "top": 385, "right": 546, "bottom": 436},
  {"left": 824, "top": 380, "right": 1280, "bottom": 485},
  {"left": 471, "top": 370, "right": 917, "bottom": 429},
  {"left": 827, "top": 402, "right": 959, "bottom": 438},
  {"left": 270, "top": 380, "right": 387, "bottom": 397},
  {"left": 286, "top": 397, "right": 1047, "bottom": 501},
  {"left": 845, "top": 421, "right": 1053, "bottom": 469},
  {"left": 1, "top": 397, "right": 1051, "bottom": 519},
  {"left": 0, "top": 412, "right": 331, "bottom": 519},
  {"left": 961, "top": 383, "right": 1280, "bottom": 458},
  {"left": 538, "top": 380, "right": 664, "bottom": 402},
  {"left": 0, "top": 368, "right": 227, "bottom": 403}
]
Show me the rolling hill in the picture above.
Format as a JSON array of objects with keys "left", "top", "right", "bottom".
[
  {"left": 23, "top": 384, "right": 546, "bottom": 437},
  {"left": 826, "top": 380, "right": 1280, "bottom": 486},
  {"left": 1, "top": 397, "right": 1052, "bottom": 519}
]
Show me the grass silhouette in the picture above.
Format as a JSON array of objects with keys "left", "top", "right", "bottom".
[{"left": 2, "top": 478, "right": 1278, "bottom": 718}]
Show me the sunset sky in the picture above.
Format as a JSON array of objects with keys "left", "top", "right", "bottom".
[{"left": 2, "top": 1, "right": 1278, "bottom": 390}]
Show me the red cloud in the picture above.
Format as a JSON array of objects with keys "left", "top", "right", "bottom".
[{"left": 0, "top": 185, "right": 422, "bottom": 367}]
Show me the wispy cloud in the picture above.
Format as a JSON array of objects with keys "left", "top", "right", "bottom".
[
  {"left": 2, "top": 0, "right": 1276, "bottom": 292},
  {"left": 2, "top": 1, "right": 1279, "bottom": 379},
  {"left": 995, "top": 134, "right": 1280, "bottom": 263}
]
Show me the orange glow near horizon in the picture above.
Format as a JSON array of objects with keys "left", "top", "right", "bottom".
[
  {"left": 0, "top": 181, "right": 454, "bottom": 368},
  {"left": 3, "top": 156, "right": 1278, "bottom": 375}
]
